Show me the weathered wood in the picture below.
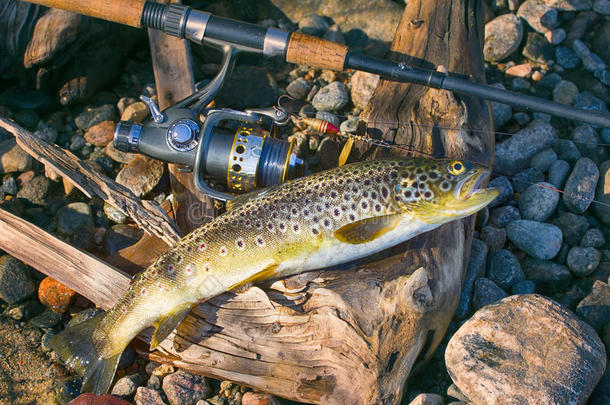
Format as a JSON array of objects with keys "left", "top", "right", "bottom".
[
  {"left": 0, "top": 208, "right": 128, "bottom": 310},
  {"left": 0, "top": 117, "right": 180, "bottom": 245}
]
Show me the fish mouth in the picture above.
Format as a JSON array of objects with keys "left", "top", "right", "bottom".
[{"left": 452, "top": 168, "right": 499, "bottom": 212}]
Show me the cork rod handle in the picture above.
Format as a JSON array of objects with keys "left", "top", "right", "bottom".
[
  {"left": 285, "top": 32, "right": 348, "bottom": 71},
  {"left": 23, "top": 0, "right": 146, "bottom": 27}
]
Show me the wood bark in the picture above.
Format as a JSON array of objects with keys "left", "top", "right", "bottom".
[{"left": 0, "top": 0, "right": 492, "bottom": 404}]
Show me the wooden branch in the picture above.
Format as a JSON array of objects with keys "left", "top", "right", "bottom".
[
  {"left": 0, "top": 208, "right": 128, "bottom": 310},
  {"left": 0, "top": 118, "right": 180, "bottom": 245}
]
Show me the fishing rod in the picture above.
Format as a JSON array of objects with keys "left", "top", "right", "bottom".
[{"left": 21, "top": 0, "right": 610, "bottom": 202}]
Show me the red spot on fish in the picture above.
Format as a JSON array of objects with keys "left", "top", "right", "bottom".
[
  {"left": 199, "top": 242, "right": 207, "bottom": 251},
  {"left": 168, "top": 265, "right": 175, "bottom": 274},
  {"left": 141, "top": 288, "right": 147, "bottom": 296},
  {"left": 121, "top": 306, "right": 127, "bottom": 313}
]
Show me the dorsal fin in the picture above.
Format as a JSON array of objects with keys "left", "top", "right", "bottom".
[{"left": 225, "top": 185, "right": 278, "bottom": 211}]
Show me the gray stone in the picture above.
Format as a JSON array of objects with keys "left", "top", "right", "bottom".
[
  {"left": 522, "top": 32, "right": 554, "bottom": 63},
  {"left": 162, "top": 370, "right": 209, "bottom": 405},
  {"left": 488, "top": 176, "right": 513, "bottom": 207},
  {"left": 513, "top": 111, "right": 531, "bottom": 125},
  {"left": 567, "top": 246, "right": 601, "bottom": 276},
  {"left": 473, "top": 278, "right": 508, "bottom": 310},
  {"left": 583, "top": 53, "right": 607, "bottom": 73},
  {"left": 512, "top": 78, "right": 530, "bottom": 92},
  {"left": 339, "top": 117, "right": 359, "bottom": 133},
  {"left": 455, "top": 239, "right": 488, "bottom": 319},
  {"left": 56, "top": 202, "right": 94, "bottom": 235},
  {"left": 506, "top": 220, "right": 563, "bottom": 259},
  {"left": 74, "top": 104, "right": 117, "bottom": 131},
  {"left": 552, "top": 79, "right": 579, "bottom": 105},
  {"left": 446, "top": 294, "right": 606, "bottom": 405},
  {"left": 563, "top": 158, "right": 599, "bottom": 214},
  {"left": 0, "top": 255, "right": 35, "bottom": 304},
  {"left": 511, "top": 280, "right": 536, "bottom": 294},
  {"left": 543, "top": 0, "right": 593, "bottom": 10},
  {"left": 581, "top": 228, "right": 605, "bottom": 247},
  {"left": 104, "top": 202, "right": 127, "bottom": 224},
  {"left": 103, "top": 225, "right": 144, "bottom": 257},
  {"left": 573, "top": 92, "right": 609, "bottom": 126},
  {"left": 512, "top": 167, "right": 545, "bottom": 193},
  {"left": 147, "top": 375, "right": 161, "bottom": 390},
  {"left": 594, "top": 0, "right": 610, "bottom": 14},
  {"left": 484, "top": 13, "right": 524, "bottom": 62},
  {"left": 29, "top": 308, "right": 63, "bottom": 328},
  {"left": 16, "top": 175, "right": 52, "bottom": 206},
  {"left": 350, "top": 71, "right": 379, "bottom": 110},
  {"left": 1, "top": 175, "right": 17, "bottom": 195},
  {"left": 311, "top": 81, "right": 348, "bottom": 112},
  {"left": 572, "top": 125, "right": 607, "bottom": 163},
  {"left": 529, "top": 148, "right": 557, "bottom": 172},
  {"left": 494, "top": 121, "right": 557, "bottom": 176},
  {"left": 489, "top": 205, "right": 521, "bottom": 228},
  {"left": 115, "top": 156, "right": 164, "bottom": 198},
  {"left": 518, "top": 0, "right": 559, "bottom": 33},
  {"left": 286, "top": 77, "right": 312, "bottom": 100},
  {"left": 112, "top": 373, "right": 146, "bottom": 398},
  {"left": 315, "top": 111, "right": 341, "bottom": 127},
  {"left": 519, "top": 182, "right": 559, "bottom": 222},
  {"left": 548, "top": 159, "right": 570, "bottom": 188},
  {"left": 576, "top": 280, "right": 610, "bottom": 331},
  {"left": 551, "top": 211, "right": 590, "bottom": 246},
  {"left": 522, "top": 258, "right": 572, "bottom": 292},
  {"left": 480, "top": 226, "right": 507, "bottom": 252},
  {"left": 0, "top": 139, "right": 32, "bottom": 174},
  {"left": 553, "top": 139, "right": 582, "bottom": 163},
  {"left": 487, "top": 249, "right": 525, "bottom": 289},
  {"left": 298, "top": 14, "right": 329, "bottom": 37},
  {"left": 602, "top": 128, "right": 610, "bottom": 144},
  {"left": 134, "top": 387, "right": 165, "bottom": 405},
  {"left": 594, "top": 69, "right": 610, "bottom": 85}
]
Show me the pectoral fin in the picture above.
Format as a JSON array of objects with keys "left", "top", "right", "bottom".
[
  {"left": 150, "top": 304, "right": 192, "bottom": 350},
  {"left": 229, "top": 262, "right": 280, "bottom": 291},
  {"left": 334, "top": 214, "right": 402, "bottom": 244}
]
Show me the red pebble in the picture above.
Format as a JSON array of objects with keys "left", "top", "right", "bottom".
[
  {"left": 38, "top": 276, "right": 76, "bottom": 313},
  {"left": 241, "top": 392, "right": 281, "bottom": 405},
  {"left": 68, "top": 393, "right": 132, "bottom": 405}
]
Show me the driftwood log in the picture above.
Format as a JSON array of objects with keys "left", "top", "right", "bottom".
[{"left": 0, "top": 0, "right": 493, "bottom": 404}]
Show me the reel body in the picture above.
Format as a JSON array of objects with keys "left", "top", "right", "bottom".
[{"left": 113, "top": 44, "right": 303, "bottom": 201}]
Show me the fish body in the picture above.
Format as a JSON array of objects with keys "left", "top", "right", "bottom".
[{"left": 50, "top": 157, "right": 498, "bottom": 394}]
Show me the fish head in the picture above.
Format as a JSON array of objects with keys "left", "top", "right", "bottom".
[{"left": 393, "top": 158, "right": 499, "bottom": 224}]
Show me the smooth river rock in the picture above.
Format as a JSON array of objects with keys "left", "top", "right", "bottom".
[
  {"left": 506, "top": 220, "right": 563, "bottom": 259},
  {"left": 446, "top": 294, "right": 606, "bottom": 405}
]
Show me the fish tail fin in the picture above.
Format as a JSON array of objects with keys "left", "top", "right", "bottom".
[{"left": 49, "top": 314, "right": 121, "bottom": 395}]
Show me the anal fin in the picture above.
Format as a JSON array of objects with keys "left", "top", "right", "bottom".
[
  {"left": 150, "top": 304, "right": 192, "bottom": 350},
  {"left": 334, "top": 214, "right": 402, "bottom": 244}
]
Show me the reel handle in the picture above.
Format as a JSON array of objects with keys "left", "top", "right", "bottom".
[{"left": 26, "top": 0, "right": 146, "bottom": 27}]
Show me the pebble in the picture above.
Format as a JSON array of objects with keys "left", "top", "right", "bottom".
[
  {"left": 490, "top": 85, "right": 513, "bottom": 130},
  {"left": 446, "top": 294, "right": 606, "bottom": 405},
  {"left": 285, "top": 77, "right": 311, "bottom": 100},
  {"left": 522, "top": 258, "right": 572, "bottom": 292},
  {"left": 512, "top": 167, "right": 545, "bottom": 193},
  {"left": 84, "top": 120, "right": 115, "bottom": 147},
  {"left": 1, "top": 174, "right": 17, "bottom": 195},
  {"left": 104, "top": 202, "right": 128, "bottom": 224},
  {"left": 546, "top": 0, "right": 594, "bottom": 11},
  {"left": 553, "top": 139, "right": 582, "bottom": 163},
  {"left": 241, "top": 392, "right": 281, "bottom": 405},
  {"left": 74, "top": 105, "right": 117, "bottom": 131},
  {"left": 522, "top": 32, "right": 554, "bottom": 63},
  {"left": 567, "top": 246, "right": 601, "bottom": 276},
  {"left": 484, "top": 13, "right": 524, "bottom": 62},
  {"left": 339, "top": 117, "right": 359, "bottom": 133},
  {"left": 111, "top": 373, "right": 146, "bottom": 398},
  {"left": 594, "top": 0, "right": 610, "bottom": 14},
  {"left": 580, "top": 228, "right": 605, "bottom": 247},
  {"left": 68, "top": 307, "right": 104, "bottom": 328},
  {"left": 494, "top": 120, "right": 557, "bottom": 176},
  {"left": 34, "top": 125, "right": 58, "bottom": 144},
  {"left": 506, "top": 220, "right": 563, "bottom": 259},
  {"left": 517, "top": 0, "right": 558, "bottom": 33},
  {"left": 472, "top": 278, "right": 508, "bottom": 310},
  {"left": 323, "top": 24, "right": 345, "bottom": 44},
  {"left": 548, "top": 159, "right": 570, "bottom": 187},
  {"left": 38, "top": 276, "right": 75, "bottom": 313},
  {"left": 602, "top": 128, "right": 610, "bottom": 144},
  {"left": 0, "top": 139, "right": 32, "bottom": 174},
  {"left": 487, "top": 249, "right": 525, "bottom": 289},
  {"left": 105, "top": 142, "right": 136, "bottom": 164},
  {"left": 529, "top": 148, "right": 557, "bottom": 172},
  {"left": 29, "top": 307, "right": 63, "bottom": 328},
  {"left": 311, "top": 81, "right": 348, "bottom": 112},
  {"left": 594, "top": 69, "right": 610, "bottom": 85},
  {"left": 553, "top": 80, "right": 579, "bottom": 105},
  {"left": 0, "top": 255, "right": 35, "bottom": 304},
  {"left": 134, "top": 387, "right": 166, "bottom": 405},
  {"left": 552, "top": 211, "right": 590, "bottom": 246},
  {"left": 315, "top": 111, "right": 340, "bottom": 127},
  {"left": 40, "top": 329, "right": 57, "bottom": 352},
  {"left": 592, "top": 160, "right": 610, "bottom": 225},
  {"left": 544, "top": 27, "right": 566, "bottom": 44},
  {"left": 407, "top": 393, "right": 444, "bottom": 405},
  {"left": 480, "top": 226, "right": 507, "bottom": 252},
  {"left": 115, "top": 156, "right": 164, "bottom": 198},
  {"left": 576, "top": 280, "right": 610, "bottom": 331},
  {"left": 162, "top": 370, "right": 209, "bottom": 405},
  {"left": 512, "top": 111, "right": 530, "bottom": 125},
  {"left": 511, "top": 279, "right": 536, "bottom": 294},
  {"left": 573, "top": 92, "right": 609, "bottom": 123},
  {"left": 298, "top": 14, "right": 329, "bottom": 36},
  {"left": 120, "top": 101, "right": 149, "bottom": 123},
  {"left": 103, "top": 224, "right": 144, "bottom": 256},
  {"left": 488, "top": 205, "right": 520, "bottom": 228},
  {"left": 147, "top": 375, "right": 161, "bottom": 390},
  {"left": 505, "top": 63, "right": 532, "bottom": 78},
  {"left": 146, "top": 362, "right": 175, "bottom": 378},
  {"left": 350, "top": 71, "right": 379, "bottom": 110},
  {"left": 56, "top": 202, "right": 94, "bottom": 234},
  {"left": 572, "top": 125, "right": 607, "bottom": 163},
  {"left": 488, "top": 176, "right": 513, "bottom": 207},
  {"left": 455, "top": 239, "right": 488, "bottom": 319},
  {"left": 554, "top": 47, "right": 581, "bottom": 69},
  {"left": 16, "top": 175, "right": 52, "bottom": 206},
  {"left": 563, "top": 157, "right": 599, "bottom": 214},
  {"left": 519, "top": 182, "right": 559, "bottom": 222},
  {"left": 69, "top": 393, "right": 132, "bottom": 405}
]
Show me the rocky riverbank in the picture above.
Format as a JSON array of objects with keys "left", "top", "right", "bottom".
[{"left": 0, "top": 0, "right": 608, "bottom": 404}]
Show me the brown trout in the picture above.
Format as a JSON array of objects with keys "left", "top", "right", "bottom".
[{"left": 50, "top": 157, "right": 498, "bottom": 394}]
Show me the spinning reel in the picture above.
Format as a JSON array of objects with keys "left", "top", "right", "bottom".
[{"left": 113, "top": 45, "right": 303, "bottom": 201}]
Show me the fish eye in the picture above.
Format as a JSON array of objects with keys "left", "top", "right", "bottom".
[{"left": 448, "top": 161, "right": 466, "bottom": 176}]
